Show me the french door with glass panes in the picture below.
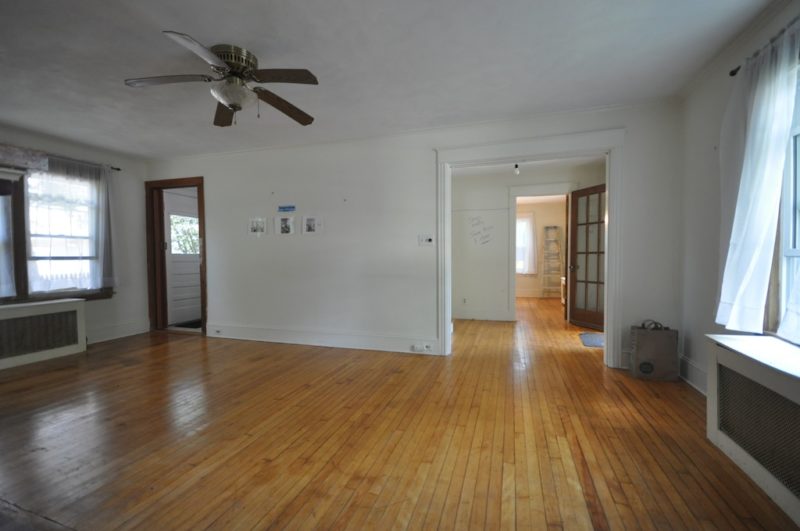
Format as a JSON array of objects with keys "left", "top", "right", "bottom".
[{"left": 569, "top": 184, "right": 605, "bottom": 330}]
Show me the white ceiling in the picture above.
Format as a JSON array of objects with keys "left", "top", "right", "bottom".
[{"left": 0, "top": 0, "right": 769, "bottom": 159}]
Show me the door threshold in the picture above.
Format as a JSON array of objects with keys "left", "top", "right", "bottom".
[{"left": 166, "top": 326, "right": 202, "bottom": 335}]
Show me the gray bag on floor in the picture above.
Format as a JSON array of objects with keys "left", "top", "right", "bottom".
[{"left": 630, "top": 320, "right": 679, "bottom": 380}]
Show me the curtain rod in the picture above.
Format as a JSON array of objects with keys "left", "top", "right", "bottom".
[
  {"left": 50, "top": 153, "right": 121, "bottom": 172},
  {"left": 729, "top": 13, "right": 800, "bottom": 76}
]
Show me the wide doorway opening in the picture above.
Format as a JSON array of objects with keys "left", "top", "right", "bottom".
[{"left": 450, "top": 155, "right": 608, "bottom": 349}]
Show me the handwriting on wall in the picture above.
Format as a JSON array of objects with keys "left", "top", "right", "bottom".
[{"left": 468, "top": 215, "right": 494, "bottom": 245}]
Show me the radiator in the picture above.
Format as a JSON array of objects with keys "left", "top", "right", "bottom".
[
  {"left": 0, "top": 299, "right": 86, "bottom": 370},
  {"left": 706, "top": 334, "right": 800, "bottom": 525}
]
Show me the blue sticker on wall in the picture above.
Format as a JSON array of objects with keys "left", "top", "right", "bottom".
[{"left": 278, "top": 205, "right": 296, "bottom": 212}]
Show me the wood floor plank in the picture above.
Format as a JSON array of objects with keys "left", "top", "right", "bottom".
[{"left": 0, "top": 299, "right": 796, "bottom": 530}]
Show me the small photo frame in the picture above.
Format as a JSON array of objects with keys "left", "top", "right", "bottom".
[
  {"left": 249, "top": 217, "right": 267, "bottom": 236},
  {"left": 275, "top": 215, "right": 295, "bottom": 235},
  {"left": 302, "top": 216, "right": 322, "bottom": 234}
]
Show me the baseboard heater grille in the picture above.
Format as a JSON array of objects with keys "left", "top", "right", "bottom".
[
  {"left": 0, "top": 310, "right": 79, "bottom": 358},
  {"left": 718, "top": 365, "right": 800, "bottom": 498}
]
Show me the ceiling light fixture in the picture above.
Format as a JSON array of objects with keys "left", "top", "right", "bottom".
[
  {"left": 210, "top": 77, "right": 256, "bottom": 112},
  {"left": 514, "top": 163, "right": 520, "bottom": 176}
]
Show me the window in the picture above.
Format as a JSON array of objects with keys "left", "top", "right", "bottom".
[
  {"left": 777, "top": 124, "right": 800, "bottom": 343},
  {"left": 0, "top": 156, "right": 113, "bottom": 302},
  {"left": 516, "top": 213, "right": 536, "bottom": 274},
  {"left": 169, "top": 215, "right": 200, "bottom": 254},
  {"left": 716, "top": 22, "right": 800, "bottom": 344},
  {"left": 0, "top": 179, "right": 15, "bottom": 297}
]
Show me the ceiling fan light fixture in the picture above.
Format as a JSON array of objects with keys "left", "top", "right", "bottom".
[{"left": 210, "top": 77, "right": 256, "bottom": 111}]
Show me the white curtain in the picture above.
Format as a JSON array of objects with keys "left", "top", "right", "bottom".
[
  {"left": 26, "top": 157, "right": 113, "bottom": 293},
  {"left": 516, "top": 213, "right": 537, "bottom": 274},
  {"left": 716, "top": 21, "right": 800, "bottom": 333}
]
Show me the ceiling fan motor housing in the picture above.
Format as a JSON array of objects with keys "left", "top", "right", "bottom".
[{"left": 210, "top": 44, "right": 258, "bottom": 75}]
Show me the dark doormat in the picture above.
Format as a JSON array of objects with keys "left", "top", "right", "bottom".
[{"left": 579, "top": 332, "right": 604, "bottom": 348}]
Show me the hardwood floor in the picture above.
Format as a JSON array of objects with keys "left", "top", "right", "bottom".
[{"left": 0, "top": 298, "right": 795, "bottom": 530}]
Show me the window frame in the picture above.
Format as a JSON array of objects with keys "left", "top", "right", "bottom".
[
  {"left": 781, "top": 127, "right": 800, "bottom": 312},
  {"left": 784, "top": 127, "right": 800, "bottom": 258},
  {"left": 0, "top": 173, "right": 112, "bottom": 304}
]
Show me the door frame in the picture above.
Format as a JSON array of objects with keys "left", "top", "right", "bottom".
[
  {"left": 436, "top": 129, "right": 625, "bottom": 368},
  {"left": 145, "top": 177, "right": 207, "bottom": 334},
  {"left": 508, "top": 183, "right": 574, "bottom": 321}
]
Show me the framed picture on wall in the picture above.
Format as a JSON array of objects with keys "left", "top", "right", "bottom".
[
  {"left": 249, "top": 217, "right": 267, "bottom": 236},
  {"left": 302, "top": 216, "right": 322, "bottom": 234},
  {"left": 275, "top": 215, "right": 295, "bottom": 235}
]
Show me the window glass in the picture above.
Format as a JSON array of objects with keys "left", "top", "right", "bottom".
[
  {"left": 0, "top": 191, "right": 15, "bottom": 297},
  {"left": 26, "top": 171, "right": 102, "bottom": 292},
  {"left": 170, "top": 215, "right": 200, "bottom": 254},
  {"left": 794, "top": 134, "right": 800, "bottom": 249}
]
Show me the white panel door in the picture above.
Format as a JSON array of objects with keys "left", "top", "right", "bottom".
[{"left": 163, "top": 189, "right": 201, "bottom": 325}]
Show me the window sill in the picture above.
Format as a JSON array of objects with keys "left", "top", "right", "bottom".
[
  {"left": 706, "top": 333, "right": 800, "bottom": 379},
  {"left": 0, "top": 287, "right": 113, "bottom": 305}
]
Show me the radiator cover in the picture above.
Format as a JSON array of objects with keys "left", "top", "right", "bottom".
[
  {"left": 0, "top": 310, "right": 79, "bottom": 358},
  {"left": 0, "top": 299, "right": 86, "bottom": 370},
  {"left": 718, "top": 365, "right": 800, "bottom": 498}
]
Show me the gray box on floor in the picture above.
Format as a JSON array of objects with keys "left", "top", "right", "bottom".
[{"left": 630, "top": 326, "right": 679, "bottom": 380}]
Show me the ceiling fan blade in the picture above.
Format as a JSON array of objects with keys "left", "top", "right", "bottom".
[
  {"left": 163, "top": 30, "right": 230, "bottom": 73},
  {"left": 253, "top": 87, "right": 314, "bottom": 126},
  {"left": 213, "top": 102, "right": 235, "bottom": 127},
  {"left": 250, "top": 69, "right": 318, "bottom": 85},
  {"left": 125, "top": 74, "right": 215, "bottom": 87}
]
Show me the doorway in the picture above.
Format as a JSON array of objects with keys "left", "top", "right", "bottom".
[
  {"left": 515, "top": 194, "right": 567, "bottom": 304},
  {"left": 437, "top": 128, "right": 625, "bottom": 367},
  {"left": 145, "top": 177, "right": 207, "bottom": 334}
]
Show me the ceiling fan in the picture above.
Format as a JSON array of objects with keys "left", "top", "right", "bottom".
[{"left": 125, "top": 31, "right": 317, "bottom": 127}]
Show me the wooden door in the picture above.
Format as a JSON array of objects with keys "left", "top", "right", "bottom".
[
  {"left": 163, "top": 189, "right": 202, "bottom": 326},
  {"left": 569, "top": 184, "right": 605, "bottom": 330}
]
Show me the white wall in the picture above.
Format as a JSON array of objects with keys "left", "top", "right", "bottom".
[
  {"left": 452, "top": 161, "right": 601, "bottom": 321},
  {"left": 149, "top": 100, "right": 683, "bottom": 355},
  {"left": 0, "top": 125, "right": 150, "bottom": 344},
  {"left": 679, "top": 0, "right": 800, "bottom": 393},
  {"left": 516, "top": 200, "right": 567, "bottom": 299}
]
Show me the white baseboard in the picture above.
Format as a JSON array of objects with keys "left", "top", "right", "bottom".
[
  {"left": 87, "top": 320, "right": 150, "bottom": 345},
  {"left": 680, "top": 354, "right": 707, "bottom": 395},
  {"left": 207, "top": 323, "right": 444, "bottom": 356},
  {"left": 452, "top": 307, "right": 515, "bottom": 321}
]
